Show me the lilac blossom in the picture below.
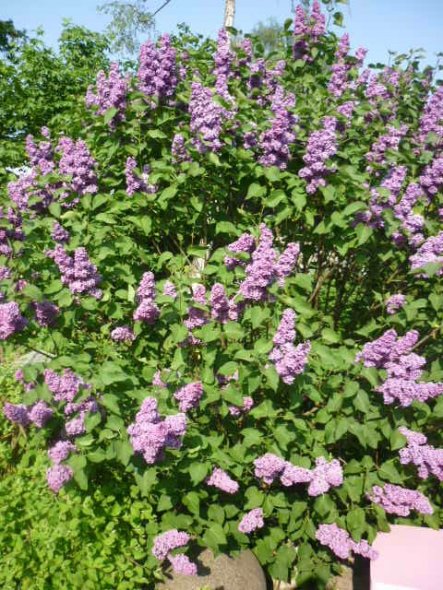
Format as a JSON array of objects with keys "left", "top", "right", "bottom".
[
  {"left": 275, "top": 243, "right": 300, "bottom": 285},
  {"left": 152, "top": 530, "right": 190, "bottom": 561},
  {"left": 269, "top": 342, "right": 311, "bottom": 384},
  {"left": 47, "top": 245, "right": 102, "bottom": 299},
  {"left": 328, "top": 34, "right": 351, "bottom": 98},
  {"left": 28, "top": 401, "right": 53, "bottom": 427},
  {"left": 0, "top": 301, "right": 27, "bottom": 339},
  {"left": 316, "top": 524, "right": 378, "bottom": 560},
  {"left": 128, "top": 397, "right": 187, "bottom": 465},
  {"left": 65, "top": 413, "right": 87, "bottom": 437},
  {"left": 210, "top": 283, "right": 239, "bottom": 323},
  {"left": 399, "top": 426, "right": 443, "bottom": 480},
  {"left": 85, "top": 62, "right": 129, "bottom": 127},
  {"left": 171, "top": 134, "right": 190, "bottom": 163},
  {"left": 174, "top": 382, "right": 203, "bottom": 412},
  {"left": 125, "top": 157, "right": 157, "bottom": 196},
  {"left": 239, "top": 224, "right": 277, "bottom": 301},
  {"left": 224, "top": 232, "right": 255, "bottom": 270},
  {"left": 153, "top": 370, "right": 167, "bottom": 388},
  {"left": 46, "top": 464, "right": 74, "bottom": 493},
  {"left": 393, "top": 183, "right": 425, "bottom": 245},
  {"left": 0, "top": 266, "right": 11, "bottom": 281},
  {"left": 111, "top": 325, "right": 136, "bottom": 342},
  {"left": 307, "top": 457, "right": 343, "bottom": 496},
  {"left": 33, "top": 300, "right": 59, "bottom": 327},
  {"left": 419, "top": 155, "right": 443, "bottom": 200},
  {"left": 3, "top": 402, "right": 30, "bottom": 426},
  {"left": 206, "top": 467, "right": 239, "bottom": 494},
  {"left": 299, "top": 117, "right": 337, "bottom": 194},
  {"left": 369, "top": 484, "right": 433, "bottom": 516},
  {"left": 228, "top": 396, "right": 254, "bottom": 417},
  {"left": 25, "top": 130, "right": 55, "bottom": 175},
  {"left": 356, "top": 328, "right": 418, "bottom": 369},
  {"left": 189, "top": 81, "right": 233, "bottom": 153},
  {"left": 416, "top": 85, "right": 443, "bottom": 149},
  {"left": 273, "top": 309, "right": 296, "bottom": 346},
  {"left": 258, "top": 85, "right": 297, "bottom": 170},
  {"left": 366, "top": 166, "right": 407, "bottom": 228},
  {"left": 253, "top": 453, "right": 287, "bottom": 484},
  {"left": 183, "top": 284, "right": 208, "bottom": 344},
  {"left": 163, "top": 280, "right": 177, "bottom": 298},
  {"left": 133, "top": 271, "right": 159, "bottom": 323},
  {"left": 48, "top": 440, "right": 77, "bottom": 464},
  {"left": 44, "top": 368, "right": 87, "bottom": 403},
  {"left": 51, "top": 222, "right": 70, "bottom": 243},
  {"left": 376, "top": 378, "right": 443, "bottom": 407},
  {"left": 56, "top": 137, "right": 98, "bottom": 199},
  {"left": 385, "top": 293, "right": 406, "bottom": 315},
  {"left": 409, "top": 232, "right": 443, "bottom": 277},
  {"left": 214, "top": 29, "right": 234, "bottom": 102},
  {"left": 366, "top": 124, "right": 408, "bottom": 172},
  {"left": 138, "top": 34, "right": 177, "bottom": 106},
  {"left": 168, "top": 554, "right": 197, "bottom": 576},
  {"left": 238, "top": 508, "right": 265, "bottom": 534}
]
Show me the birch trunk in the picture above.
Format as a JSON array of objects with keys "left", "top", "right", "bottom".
[{"left": 224, "top": 0, "right": 235, "bottom": 29}]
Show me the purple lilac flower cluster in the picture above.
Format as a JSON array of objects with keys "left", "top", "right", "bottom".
[
  {"left": 224, "top": 233, "right": 256, "bottom": 270},
  {"left": 238, "top": 225, "right": 300, "bottom": 301},
  {"left": 327, "top": 34, "right": 351, "bottom": 98},
  {"left": 85, "top": 62, "right": 129, "bottom": 127},
  {"left": 253, "top": 453, "right": 343, "bottom": 496},
  {"left": 419, "top": 155, "right": 443, "bottom": 200},
  {"left": 133, "top": 271, "right": 160, "bottom": 323},
  {"left": 125, "top": 157, "right": 157, "bottom": 196},
  {"left": 56, "top": 137, "right": 98, "bottom": 200},
  {"left": 171, "top": 133, "right": 191, "bottom": 163},
  {"left": 0, "top": 207, "right": 24, "bottom": 257},
  {"left": 399, "top": 426, "right": 443, "bottom": 480},
  {"left": 44, "top": 368, "right": 87, "bottom": 403},
  {"left": 365, "top": 165, "right": 407, "bottom": 228},
  {"left": 163, "top": 280, "right": 177, "bottom": 298},
  {"left": 228, "top": 396, "right": 254, "bottom": 417},
  {"left": 46, "top": 440, "right": 76, "bottom": 493},
  {"left": 385, "top": 293, "right": 406, "bottom": 315},
  {"left": 174, "top": 382, "right": 203, "bottom": 412},
  {"left": 210, "top": 283, "right": 239, "bottom": 323},
  {"left": 33, "top": 300, "right": 59, "bottom": 327},
  {"left": 25, "top": 129, "right": 55, "bottom": 175},
  {"left": 258, "top": 85, "right": 297, "bottom": 170},
  {"left": 183, "top": 283, "right": 208, "bottom": 344},
  {"left": 409, "top": 232, "right": 443, "bottom": 277},
  {"left": 416, "top": 85, "right": 443, "bottom": 149},
  {"left": 369, "top": 483, "right": 433, "bottom": 516},
  {"left": 128, "top": 397, "right": 186, "bottom": 464},
  {"left": 7, "top": 168, "right": 51, "bottom": 212},
  {"left": 111, "top": 325, "right": 136, "bottom": 342},
  {"left": 299, "top": 116, "right": 338, "bottom": 194},
  {"left": 189, "top": 81, "right": 233, "bottom": 153},
  {"left": 269, "top": 308, "right": 310, "bottom": 384},
  {"left": 366, "top": 124, "right": 408, "bottom": 173},
  {"left": 138, "top": 34, "right": 178, "bottom": 106},
  {"left": 152, "top": 530, "right": 197, "bottom": 576},
  {"left": 0, "top": 301, "right": 27, "bottom": 340},
  {"left": 293, "top": 0, "right": 326, "bottom": 60},
  {"left": 214, "top": 29, "right": 234, "bottom": 102},
  {"left": 206, "top": 467, "right": 239, "bottom": 494},
  {"left": 51, "top": 222, "right": 70, "bottom": 243},
  {"left": 4, "top": 400, "right": 53, "bottom": 428},
  {"left": 316, "top": 524, "right": 378, "bottom": 560},
  {"left": 357, "top": 328, "right": 443, "bottom": 406},
  {"left": 238, "top": 508, "right": 264, "bottom": 534},
  {"left": 47, "top": 245, "right": 102, "bottom": 299},
  {"left": 393, "top": 183, "right": 425, "bottom": 246}
]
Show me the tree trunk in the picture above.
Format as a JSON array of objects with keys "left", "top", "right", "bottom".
[{"left": 224, "top": 0, "right": 235, "bottom": 29}]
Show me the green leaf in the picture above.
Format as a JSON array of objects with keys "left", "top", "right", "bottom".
[
  {"left": 104, "top": 106, "right": 118, "bottom": 124},
  {"left": 189, "top": 462, "right": 210, "bottom": 485}
]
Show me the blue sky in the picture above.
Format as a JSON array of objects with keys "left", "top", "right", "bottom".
[{"left": 1, "top": 0, "right": 442, "bottom": 66}]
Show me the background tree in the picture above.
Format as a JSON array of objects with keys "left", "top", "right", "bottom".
[{"left": 0, "top": 22, "right": 109, "bottom": 175}]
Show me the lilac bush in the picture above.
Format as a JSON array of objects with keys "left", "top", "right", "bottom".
[{"left": 1, "top": 3, "right": 443, "bottom": 588}]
